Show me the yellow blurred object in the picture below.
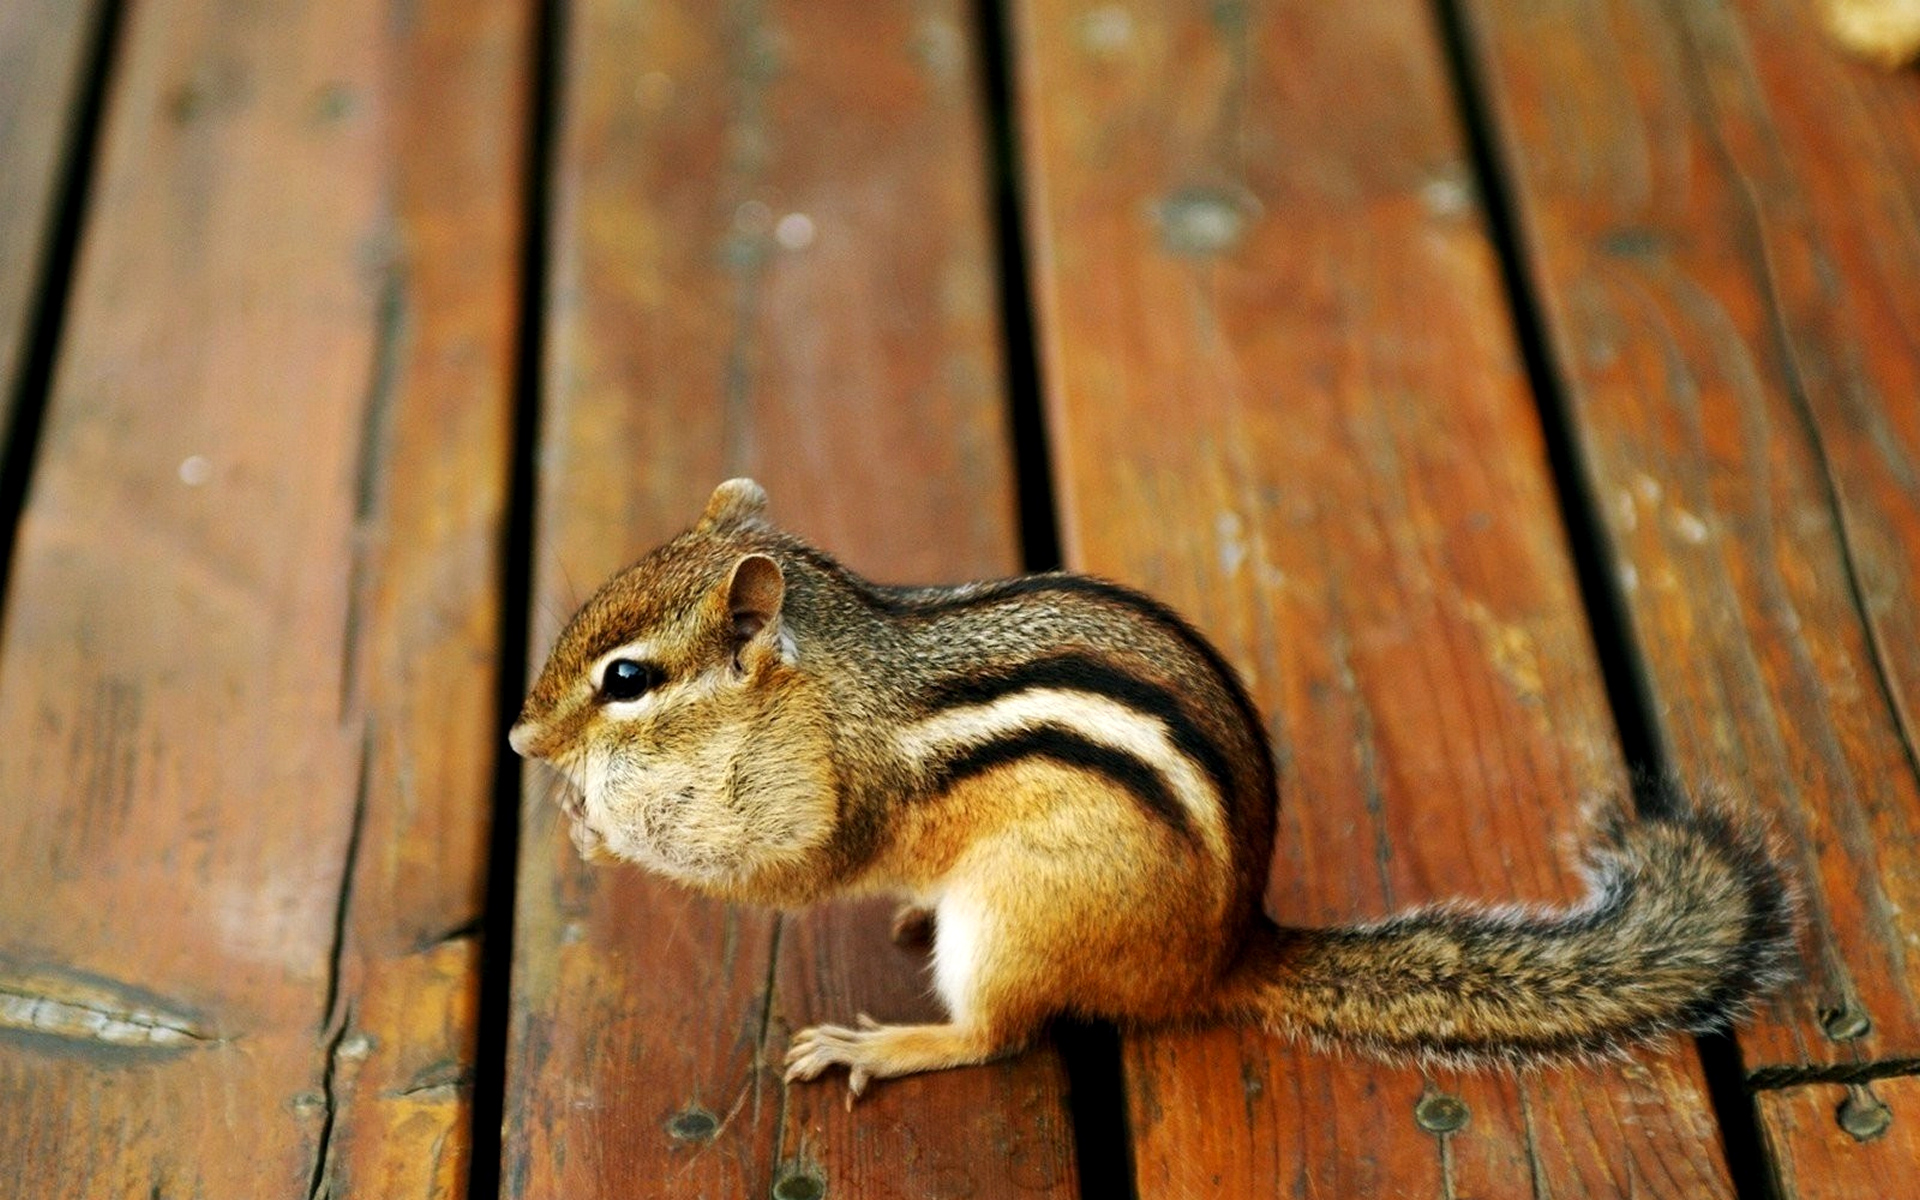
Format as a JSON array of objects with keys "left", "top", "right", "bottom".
[{"left": 1826, "top": 0, "right": 1920, "bottom": 66}]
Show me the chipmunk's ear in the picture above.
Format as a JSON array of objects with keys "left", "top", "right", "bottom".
[
  {"left": 725, "top": 553, "right": 785, "bottom": 645},
  {"left": 698, "top": 478, "right": 771, "bottom": 533}
]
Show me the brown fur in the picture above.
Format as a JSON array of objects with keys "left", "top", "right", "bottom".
[{"left": 512, "top": 480, "right": 1798, "bottom": 1100}]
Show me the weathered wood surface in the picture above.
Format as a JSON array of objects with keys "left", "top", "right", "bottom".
[
  {"left": 501, "top": 1, "right": 1078, "bottom": 1196},
  {"left": 1459, "top": 0, "right": 1920, "bottom": 1175},
  {"left": 4, "top": 0, "right": 1918, "bottom": 1191},
  {"left": 0, "top": 0, "right": 524, "bottom": 1194},
  {"left": 0, "top": 0, "right": 102, "bottom": 434},
  {"left": 1013, "top": 0, "right": 1737, "bottom": 1194},
  {"left": 1462, "top": 0, "right": 1920, "bottom": 1072},
  {"left": 1756, "top": 1073, "right": 1920, "bottom": 1197}
]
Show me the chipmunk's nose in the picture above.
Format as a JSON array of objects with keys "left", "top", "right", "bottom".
[{"left": 508, "top": 721, "right": 543, "bottom": 759}]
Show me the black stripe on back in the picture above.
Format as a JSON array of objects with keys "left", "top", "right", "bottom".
[
  {"left": 782, "top": 544, "right": 1276, "bottom": 836},
  {"left": 868, "top": 572, "right": 1267, "bottom": 758},
  {"left": 924, "top": 654, "right": 1237, "bottom": 812},
  {"left": 927, "top": 727, "right": 1193, "bottom": 840}
]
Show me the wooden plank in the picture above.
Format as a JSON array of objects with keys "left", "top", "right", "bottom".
[
  {"left": 0, "top": 0, "right": 524, "bottom": 1195},
  {"left": 503, "top": 1, "right": 1078, "bottom": 1196},
  {"left": 315, "top": 1, "right": 529, "bottom": 1193},
  {"left": 1013, "top": 0, "right": 1738, "bottom": 1193},
  {"left": 1456, "top": 0, "right": 1920, "bottom": 1077},
  {"left": 0, "top": 0, "right": 101, "bottom": 429},
  {"left": 1756, "top": 1074, "right": 1920, "bottom": 1197}
]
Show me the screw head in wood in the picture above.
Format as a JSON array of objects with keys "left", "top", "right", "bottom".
[
  {"left": 1597, "top": 227, "right": 1662, "bottom": 258},
  {"left": 1414, "top": 1093, "right": 1469, "bottom": 1134},
  {"left": 1212, "top": 0, "right": 1249, "bottom": 32},
  {"left": 1837, "top": 1087, "right": 1892, "bottom": 1142},
  {"left": 1822, "top": 1006, "right": 1872, "bottom": 1042},
  {"left": 1078, "top": 5, "right": 1134, "bottom": 57},
  {"left": 312, "top": 83, "right": 357, "bottom": 123},
  {"left": 1154, "top": 187, "right": 1255, "bottom": 255},
  {"left": 772, "top": 1168, "right": 826, "bottom": 1200},
  {"left": 668, "top": 1106, "right": 719, "bottom": 1143}
]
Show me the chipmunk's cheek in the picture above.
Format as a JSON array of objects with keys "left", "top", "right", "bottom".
[
  {"left": 572, "top": 751, "right": 640, "bottom": 860},
  {"left": 579, "top": 757, "right": 688, "bottom": 867},
  {"left": 734, "top": 759, "right": 836, "bottom": 857}
]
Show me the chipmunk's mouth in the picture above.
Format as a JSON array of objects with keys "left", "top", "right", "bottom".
[
  {"left": 536, "top": 758, "right": 616, "bottom": 864},
  {"left": 569, "top": 817, "right": 615, "bottom": 863},
  {"left": 559, "top": 787, "right": 617, "bottom": 863}
]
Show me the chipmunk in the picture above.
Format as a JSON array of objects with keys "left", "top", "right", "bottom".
[{"left": 510, "top": 479, "right": 1797, "bottom": 1100}]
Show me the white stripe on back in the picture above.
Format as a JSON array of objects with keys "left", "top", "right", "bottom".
[{"left": 895, "top": 688, "right": 1228, "bottom": 857}]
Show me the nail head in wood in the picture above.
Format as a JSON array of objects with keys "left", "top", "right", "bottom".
[
  {"left": 1836, "top": 1087, "right": 1892, "bottom": 1142},
  {"left": 1154, "top": 187, "right": 1253, "bottom": 256},
  {"left": 667, "top": 1106, "right": 718, "bottom": 1143},
  {"left": 772, "top": 1168, "right": 826, "bottom": 1200},
  {"left": 1414, "top": 1093, "right": 1469, "bottom": 1135},
  {"left": 1821, "top": 1005, "right": 1872, "bottom": 1042}
]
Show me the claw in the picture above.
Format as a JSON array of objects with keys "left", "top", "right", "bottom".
[{"left": 785, "top": 1018, "right": 894, "bottom": 1105}]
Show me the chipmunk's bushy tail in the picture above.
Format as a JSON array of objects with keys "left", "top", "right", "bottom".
[{"left": 1219, "top": 794, "right": 1798, "bottom": 1067}]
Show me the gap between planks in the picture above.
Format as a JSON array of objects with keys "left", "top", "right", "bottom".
[
  {"left": 0, "top": 0, "right": 125, "bottom": 641},
  {"left": 466, "top": 0, "right": 565, "bottom": 1194},
  {"left": 1427, "top": 2, "right": 1780, "bottom": 1196}
]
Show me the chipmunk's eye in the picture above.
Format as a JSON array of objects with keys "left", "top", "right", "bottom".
[{"left": 599, "top": 658, "right": 664, "bottom": 703}]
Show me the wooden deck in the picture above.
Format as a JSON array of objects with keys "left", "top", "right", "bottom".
[{"left": 2, "top": 0, "right": 1917, "bottom": 1195}]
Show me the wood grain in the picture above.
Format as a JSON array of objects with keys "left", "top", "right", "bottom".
[
  {"left": 0, "top": 0, "right": 102, "bottom": 433},
  {"left": 1457, "top": 0, "right": 1920, "bottom": 1076},
  {"left": 502, "top": 1, "right": 1077, "bottom": 1196},
  {"left": 0, "top": 0, "right": 524, "bottom": 1194},
  {"left": 1756, "top": 1074, "right": 1920, "bottom": 1197},
  {"left": 1012, "top": 0, "right": 1737, "bottom": 1192},
  {"left": 319, "top": 0, "right": 529, "bottom": 1193}
]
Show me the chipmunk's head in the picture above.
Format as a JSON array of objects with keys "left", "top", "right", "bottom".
[{"left": 510, "top": 479, "right": 838, "bottom": 895}]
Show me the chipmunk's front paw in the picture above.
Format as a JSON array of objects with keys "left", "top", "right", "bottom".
[{"left": 784, "top": 1014, "right": 887, "bottom": 1107}]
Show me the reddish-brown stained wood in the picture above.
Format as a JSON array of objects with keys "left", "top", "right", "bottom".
[
  {"left": 319, "top": 1, "right": 529, "bottom": 1193},
  {"left": 1133, "top": 1036, "right": 1730, "bottom": 1196},
  {"left": 1458, "top": 0, "right": 1920, "bottom": 1079},
  {"left": 503, "top": 1, "right": 1077, "bottom": 1196},
  {"left": 0, "top": 0, "right": 101, "bottom": 429},
  {"left": 1014, "top": 0, "right": 1734, "bottom": 1192},
  {"left": 0, "top": 0, "right": 523, "bottom": 1195},
  {"left": 1756, "top": 1074, "right": 1919, "bottom": 1196}
]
